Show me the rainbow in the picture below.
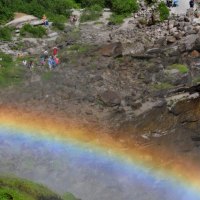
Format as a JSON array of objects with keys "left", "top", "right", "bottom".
[{"left": 0, "top": 106, "right": 200, "bottom": 200}]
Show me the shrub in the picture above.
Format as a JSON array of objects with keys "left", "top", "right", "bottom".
[
  {"left": 158, "top": 1, "right": 169, "bottom": 21},
  {"left": 48, "top": 14, "right": 68, "bottom": 24},
  {"left": 0, "top": 26, "right": 12, "bottom": 41},
  {"left": 80, "top": 5, "right": 103, "bottom": 22},
  {"left": 109, "top": 13, "right": 124, "bottom": 24},
  {"left": 0, "top": 52, "right": 24, "bottom": 87},
  {"left": 111, "top": 0, "right": 138, "bottom": 15},
  {"left": 20, "top": 24, "right": 47, "bottom": 38},
  {"left": 145, "top": 0, "right": 157, "bottom": 4},
  {"left": 169, "top": 64, "right": 189, "bottom": 74},
  {"left": 52, "top": 22, "right": 65, "bottom": 30},
  {"left": 152, "top": 82, "right": 173, "bottom": 90},
  {"left": 76, "top": 0, "right": 105, "bottom": 7},
  {"left": 51, "top": 0, "right": 78, "bottom": 15}
]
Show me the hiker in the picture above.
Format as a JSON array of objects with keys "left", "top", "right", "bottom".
[
  {"left": 166, "top": 0, "right": 172, "bottom": 7},
  {"left": 189, "top": 0, "right": 194, "bottom": 8},
  {"left": 48, "top": 56, "right": 53, "bottom": 69},
  {"left": 42, "top": 14, "right": 49, "bottom": 26},
  {"left": 22, "top": 60, "right": 27, "bottom": 66},
  {"left": 43, "top": 50, "right": 48, "bottom": 60},
  {"left": 40, "top": 55, "right": 45, "bottom": 65},
  {"left": 28, "top": 60, "right": 34, "bottom": 69},
  {"left": 53, "top": 47, "right": 58, "bottom": 56},
  {"left": 54, "top": 56, "right": 60, "bottom": 66},
  {"left": 73, "top": 15, "right": 77, "bottom": 24},
  {"left": 70, "top": 15, "right": 74, "bottom": 25},
  {"left": 51, "top": 58, "right": 56, "bottom": 68},
  {"left": 172, "top": 0, "right": 178, "bottom": 7}
]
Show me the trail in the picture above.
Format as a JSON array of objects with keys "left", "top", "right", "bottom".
[{"left": 170, "top": 0, "right": 196, "bottom": 14}]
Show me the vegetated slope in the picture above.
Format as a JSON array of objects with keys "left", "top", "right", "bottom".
[
  {"left": 0, "top": 0, "right": 139, "bottom": 24},
  {"left": 0, "top": 176, "right": 77, "bottom": 200}
]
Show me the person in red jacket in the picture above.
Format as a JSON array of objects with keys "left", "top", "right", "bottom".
[{"left": 53, "top": 47, "right": 58, "bottom": 56}]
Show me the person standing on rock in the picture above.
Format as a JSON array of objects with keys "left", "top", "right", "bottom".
[
  {"left": 189, "top": 0, "right": 194, "bottom": 8},
  {"left": 166, "top": 0, "right": 172, "bottom": 7},
  {"left": 172, "top": 0, "right": 178, "bottom": 7},
  {"left": 53, "top": 47, "right": 58, "bottom": 56}
]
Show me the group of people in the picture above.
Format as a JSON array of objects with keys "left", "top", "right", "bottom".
[
  {"left": 166, "top": 0, "right": 196, "bottom": 8},
  {"left": 22, "top": 47, "right": 60, "bottom": 70},
  {"left": 41, "top": 47, "right": 60, "bottom": 70},
  {"left": 166, "top": 0, "right": 178, "bottom": 7}
]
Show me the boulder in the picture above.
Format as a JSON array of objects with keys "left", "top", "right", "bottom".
[
  {"left": 48, "top": 32, "right": 59, "bottom": 38},
  {"left": 167, "top": 36, "right": 176, "bottom": 44},
  {"left": 98, "top": 90, "right": 121, "bottom": 106},
  {"left": 178, "top": 34, "right": 199, "bottom": 52},
  {"left": 99, "top": 42, "right": 123, "bottom": 58},
  {"left": 190, "top": 50, "right": 200, "bottom": 58}
]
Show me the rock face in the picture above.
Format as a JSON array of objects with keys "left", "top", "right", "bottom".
[
  {"left": 98, "top": 90, "right": 121, "bottom": 106},
  {"left": 99, "top": 42, "right": 123, "bottom": 58}
]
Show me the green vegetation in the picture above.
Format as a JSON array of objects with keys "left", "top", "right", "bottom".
[
  {"left": 158, "top": 1, "right": 169, "bottom": 21},
  {"left": 0, "top": 176, "right": 77, "bottom": 200},
  {"left": 109, "top": 13, "right": 124, "bottom": 24},
  {"left": 152, "top": 82, "right": 173, "bottom": 90},
  {"left": 0, "top": 27, "right": 12, "bottom": 41},
  {"left": 169, "top": 64, "right": 189, "bottom": 74},
  {"left": 42, "top": 71, "right": 53, "bottom": 81},
  {"left": 52, "top": 22, "right": 65, "bottom": 30},
  {"left": 108, "top": 0, "right": 138, "bottom": 25},
  {"left": 0, "top": 0, "right": 139, "bottom": 25},
  {"left": 68, "top": 43, "right": 90, "bottom": 53},
  {"left": 192, "top": 77, "right": 200, "bottom": 84},
  {"left": 80, "top": 5, "right": 103, "bottom": 22},
  {"left": 0, "top": 52, "right": 24, "bottom": 87},
  {"left": 20, "top": 24, "right": 46, "bottom": 38},
  {"left": 111, "top": 0, "right": 138, "bottom": 15},
  {"left": 0, "top": 0, "right": 79, "bottom": 24}
]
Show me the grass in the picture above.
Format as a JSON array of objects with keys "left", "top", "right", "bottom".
[
  {"left": 80, "top": 5, "right": 103, "bottom": 22},
  {"left": 152, "top": 82, "right": 173, "bottom": 90},
  {"left": 68, "top": 44, "right": 90, "bottom": 53},
  {"left": 20, "top": 24, "right": 47, "bottom": 38},
  {"left": 42, "top": 71, "right": 53, "bottom": 81},
  {"left": 169, "top": 64, "right": 189, "bottom": 74},
  {"left": 109, "top": 13, "right": 125, "bottom": 25},
  {"left": 0, "top": 26, "right": 12, "bottom": 41},
  {"left": 0, "top": 52, "right": 25, "bottom": 87},
  {"left": 0, "top": 176, "right": 60, "bottom": 200},
  {"left": 192, "top": 76, "right": 200, "bottom": 84},
  {"left": 0, "top": 176, "right": 77, "bottom": 200}
]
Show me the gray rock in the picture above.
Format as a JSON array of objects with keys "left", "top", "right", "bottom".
[
  {"left": 167, "top": 36, "right": 176, "bottom": 44},
  {"left": 48, "top": 32, "right": 59, "bottom": 38},
  {"left": 99, "top": 42, "right": 123, "bottom": 58},
  {"left": 98, "top": 90, "right": 121, "bottom": 107}
]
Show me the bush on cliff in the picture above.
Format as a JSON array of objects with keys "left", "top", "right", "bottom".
[
  {"left": 80, "top": 5, "right": 103, "bottom": 22},
  {"left": 20, "top": 24, "right": 46, "bottom": 38},
  {"left": 0, "top": 27, "right": 12, "bottom": 41},
  {"left": 158, "top": 1, "right": 169, "bottom": 21},
  {"left": 111, "top": 0, "right": 138, "bottom": 15}
]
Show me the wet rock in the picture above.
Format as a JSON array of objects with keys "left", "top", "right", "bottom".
[{"left": 98, "top": 90, "right": 121, "bottom": 107}]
